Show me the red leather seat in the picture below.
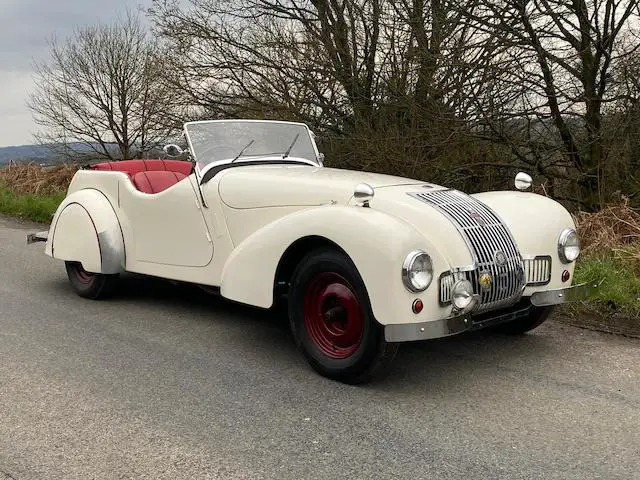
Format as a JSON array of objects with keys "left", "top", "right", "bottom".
[
  {"left": 89, "top": 159, "right": 193, "bottom": 193},
  {"left": 90, "top": 159, "right": 193, "bottom": 176},
  {"left": 131, "top": 171, "right": 187, "bottom": 194}
]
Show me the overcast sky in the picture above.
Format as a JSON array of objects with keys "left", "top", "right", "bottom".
[{"left": 0, "top": 0, "right": 153, "bottom": 147}]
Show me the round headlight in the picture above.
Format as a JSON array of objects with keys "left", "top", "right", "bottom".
[
  {"left": 452, "top": 279, "right": 475, "bottom": 310},
  {"left": 558, "top": 228, "right": 581, "bottom": 263},
  {"left": 402, "top": 250, "right": 433, "bottom": 292},
  {"left": 451, "top": 280, "right": 474, "bottom": 310}
]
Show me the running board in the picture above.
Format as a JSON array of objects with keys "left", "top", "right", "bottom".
[{"left": 26, "top": 230, "right": 49, "bottom": 244}]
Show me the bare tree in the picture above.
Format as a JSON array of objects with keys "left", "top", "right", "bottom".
[
  {"left": 149, "top": 0, "right": 500, "bottom": 178},
  {"left": 148, "top": 0, "right": 640, "bottom": 207},
  {"left": 605, "top": 29, "right": 640, "bottom": 199},
  {"left": 460, "top": 0, "right": 640, "bottom": 210},
  {"left": 28, "top": 10, "right": 180, "bottom": 161}
]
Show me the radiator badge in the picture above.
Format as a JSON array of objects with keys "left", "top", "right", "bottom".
[
  {"left": 494, "top": 250, "right": 507, "bottom": 266},
  {"left": 479, "top": 272, "right": 493, "bottom": 291},
  {"left": 469, "top": 211, "right": 486, "bottom": 226}
]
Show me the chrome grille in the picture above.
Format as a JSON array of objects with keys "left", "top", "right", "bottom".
[
  {"left": 439, "top": 273, "right": 455, "bottom": 305},
  {"left": 411, "top": 189, "right": 525, "bottom": 312},
  {"left": 439, "top": 270, "right": 470, "bottom": 305},
  {"left": 523, "top": 256, "right": 551, "bottom": 286}
]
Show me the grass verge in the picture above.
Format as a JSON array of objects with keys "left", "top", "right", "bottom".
[
  {"left": 556, "top": 201, "right": 640, "bottom": 336},
  {"left": 0, "top": 186, "right": 65, "bottom": 223},
  {"left": 0, "top": 162, "right": 75, "bottom": 223},
  {"left": 573, "top": 256, "right": 640, "bottom": 317},
  {"left": 557, "top": 258, "right": 640, "bottom": 336}
]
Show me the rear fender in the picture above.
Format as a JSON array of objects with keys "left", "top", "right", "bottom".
[
  {"left": 220, "top": 205, "right": 451, "bottom": 325},
  {"left": 47, "top": 189, "right": 125, "bottom": 274}
]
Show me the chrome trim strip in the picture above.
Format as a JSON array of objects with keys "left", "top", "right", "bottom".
[{"left": 97, "top": 230, "right": 125, "bottom": 274}]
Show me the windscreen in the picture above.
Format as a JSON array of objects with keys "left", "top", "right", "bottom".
[{"left": 184, "top": 120, "right": 319, "bottom": 166}]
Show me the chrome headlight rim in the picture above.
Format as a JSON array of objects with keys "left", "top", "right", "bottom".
[
  {"left": 402, "top": 250, "right": 433, "bottom": 293},
  {"left": 558, "top": 228, "right": 581, "bottom": 263}
]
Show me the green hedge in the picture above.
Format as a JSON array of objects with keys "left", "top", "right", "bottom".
[
  {"left": 572, "top": 255, "right": 640, "bottom": 317},
  {"left": 0, "top": 187, "right": 65, "bottom": 223}
]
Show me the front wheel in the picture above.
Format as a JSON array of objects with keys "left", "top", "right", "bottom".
[
  {"left": 492, "top": 305, "right": 555, "bottom": 334},
  {"left": 65, "top": 261, "right": 119, "bottom": 300},
  {"left": 287, "top": 248, "right": 398, "bottom": 384}
]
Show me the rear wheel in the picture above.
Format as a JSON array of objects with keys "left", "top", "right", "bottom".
[
  {"left": 287, "top": 248, "right": 398, "bottom": 384},
  {"left": 65, "top": 261, "right": 119, "bottom": 299},
  {"left": 492, "top": 305, "right": 555, "bottom": 334}
]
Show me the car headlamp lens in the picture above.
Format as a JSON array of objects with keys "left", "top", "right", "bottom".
[
  {"left": 558, "top": 228, "right": 581, "bottom": 263},
  {"left": 402, "top": 250, "right": 433, "bottom": 292},
  {"left": 452, "top": 279, "right": 474, "bottom": 310}
]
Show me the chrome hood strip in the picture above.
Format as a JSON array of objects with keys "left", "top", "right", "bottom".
[{"left": 409, "top": 189, "right": 526, "bottom": 312}]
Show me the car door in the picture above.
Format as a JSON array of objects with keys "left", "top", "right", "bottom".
[{"left": 119, "top": 175, "right": 214, "bottom": 267}]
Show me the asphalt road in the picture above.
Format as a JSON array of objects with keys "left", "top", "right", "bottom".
[{"left": 1, "top": 215, "right": 639, "bottom": 480}]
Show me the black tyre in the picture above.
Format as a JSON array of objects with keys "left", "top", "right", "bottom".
[
  {"left": 492, "top": 305, "right": 555, "bottom": 334},
  {"left": 65, "top": 261, "right": 119, "bottom": 300},
  {"left": 287, "top": 248, "right": 398, "bottom": 384}
]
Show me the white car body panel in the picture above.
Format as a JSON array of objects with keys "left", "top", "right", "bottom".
[
  {"left": 118, "top": 175, "right": 214, "bottom": 267},
  {"left": 217, "top": 164, "right": 425, "bottom": 209}
]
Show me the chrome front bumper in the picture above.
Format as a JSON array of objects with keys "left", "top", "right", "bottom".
[
  {"left": 384, "top": 280, "right": 601, "bottom": 342},
  {"left": 385, "top": 313, "right": 473, "bottom": 342},
  {"left": 530, "top": 281, "right": 601, "bottom": 306}
]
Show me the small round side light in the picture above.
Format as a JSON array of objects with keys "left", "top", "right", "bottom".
[
  {"left": 562, "top": 270, "right": 570, "bottom": 282},
  {"left": 412, "top": 299, "right": 424, "bottom": 314}
]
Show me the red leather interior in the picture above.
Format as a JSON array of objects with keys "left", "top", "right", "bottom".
[
  {"left": 131, "top": 171, "right": 187, "bottom": 194},
  {"left": 89, "top": 159, "right": 193, "bottom": 193},
  {"left": 90, "top": 159, "right": 193, "bottom": 176}
]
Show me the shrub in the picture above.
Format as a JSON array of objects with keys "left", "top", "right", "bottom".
[{"left": 0, "top": 161, "right": 79, "bottom": 195}]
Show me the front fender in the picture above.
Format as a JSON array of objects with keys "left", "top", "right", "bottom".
[
  {"left": 220, "top": 204, "right": 452, "bottom": 325},
  {"left": 47, "top": 188, "right": 125, "bottom": 274},
  {"left": 471, "top": 191, "right": 578, "bottom": 290}
]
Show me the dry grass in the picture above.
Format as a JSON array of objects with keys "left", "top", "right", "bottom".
[
  {"left": 572, "top": 198, "right": 640, "bottom": 274},
  {"left": 0, "top": 161, "right": 79, "bottom": 195}
]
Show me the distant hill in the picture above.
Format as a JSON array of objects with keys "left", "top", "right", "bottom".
[
  {"left": 0, "top": 144, "right": 52, "bottom": 164},
  {"left": 0, "top": 143, "right": 122, "bottom": 165}
]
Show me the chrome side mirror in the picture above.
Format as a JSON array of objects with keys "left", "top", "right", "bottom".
[
  {"left": 317, "top": 152, "right": 325, "bottom": 166},
  {"left": 163, "top": 144, "right": 184, "bottom": 157},
  {"left": 514, "top": 172, "right": 533, "bottom": 191}
]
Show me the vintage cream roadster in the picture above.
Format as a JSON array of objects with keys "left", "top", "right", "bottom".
[{"left": 28, "top": 119, "right": 599, "bottom": 383}]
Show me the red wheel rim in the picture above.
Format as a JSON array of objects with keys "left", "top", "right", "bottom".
[
  {"left": 303, "top": 272, "right": 364, "bottom": 359},
  {"left": 73, "top": 263, "right": 94, "bottom": 284}
]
